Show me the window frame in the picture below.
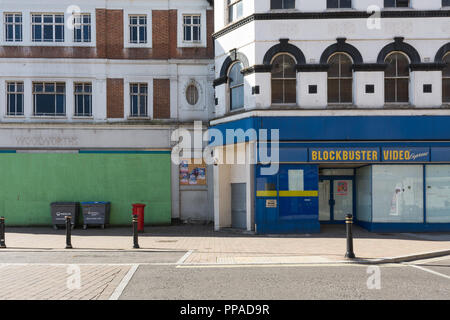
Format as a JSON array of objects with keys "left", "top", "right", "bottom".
[
  {"left": 327, "top": 52, "right": 354, "bottom": 104},
  {"left": 6, "top": 81, "right": 24, "bottom": 116},
  {"left": 384, "top": 51, "right": 410, "bottom": 104},
  {"left": 124, "top": 11, "right": 151, "bottom": 48},
  {"left": 4, "top": 13, "right": 23, "bottom": 42},
  {"left": 227, "top": 0, "right": 243, "bottom": 24},
  {"left": 228, "top": 61, "right": 245, "bottom": 111},
  {"left": 443, "top": 52, "right": 450, "bottom": 104},
  {"left": 182, "top": 14, "right": 201, "bottom": 43},
  {"left": 186, "top": 82, "right": 200, "bottom": 106},
  {"left": 31, "top": 13, "right": 65, "bottom": 43},
  {"left": 384, "top": 0, "right": 410, "bottom": 8},
  {"left": 128, "top": 14, "right": 147, "bottom": 45},
  {"left": 32, "top": 81, "right": 66, "bottom": 116},
  {"left": 73, "top": 13, "right": 91, "bottom": 43},
  {"left": 326, "top": 0, "right": 353, "bottom": 9},
  {"left": 129, "top": 83, "right": 148, "bottom": 118},
  {"left": 270, "top": 0, "right": 296, "bottom": 10},
  {"left": 74, "top": 82, "right": 93, "bottom": 117},
  {"left": 271, "top": 53, "right": 297, "bottom": 105}
]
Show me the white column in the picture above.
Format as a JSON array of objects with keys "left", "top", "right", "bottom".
[
  {"left": 246, "top": 141, "right": 256, "bottom": 231},
  {"left": 66, "top": 79, "right": 74, "bottom": 119},
  {"left": 93, "top": 78, "right": 107, "bottom": 120},
  {"left": 24, "top": 79, "right": 33, "bottom": 119},
  {"left": 0, "top": 80, "right": 5, "bottom": 119}
]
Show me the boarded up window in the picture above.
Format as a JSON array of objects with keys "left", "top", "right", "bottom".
[{"left": 153, "top": 79, "right": 170, "bottom": 119}]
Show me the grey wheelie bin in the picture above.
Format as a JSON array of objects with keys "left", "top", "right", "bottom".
[
  {"left": 50, "top": 202, "right": 80, "bottom": 230},
  {"left": 81, "top": 202, "right": 111, "bottom": 229}
]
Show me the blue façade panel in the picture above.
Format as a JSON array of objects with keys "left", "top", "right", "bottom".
[
  {"left": 431, "top": 147, "right": 450, "bottom": 162},
  {"left": 210, "top": 116, "right": 450, "bottom": 145}
]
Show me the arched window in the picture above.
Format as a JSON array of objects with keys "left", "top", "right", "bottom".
[
  {"left": 271, "top": 54, "right": 296, "bottom": 104},
  {"left": 228, "top": 61, "right": 244, "bottom": 110},
  {"left": 443, "top": 52, "right": 450, "bottom": 103},
  {"left": 327, "top": 53, "right": 353, "bottom": 104},
  {"left": 385, "top": 52, "right": 410, "bottom": 103}
]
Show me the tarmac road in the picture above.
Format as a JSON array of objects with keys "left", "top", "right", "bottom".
[
  {"left": 0, "top": 250, "right": 448, "bottom": 300},
  {"left": 119, "top": 255, "right": 450, "bottom": 300}
]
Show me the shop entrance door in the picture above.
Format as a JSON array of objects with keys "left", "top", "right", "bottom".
[{"left": 319, "top": 177, "right": 353, "bottom": 222}]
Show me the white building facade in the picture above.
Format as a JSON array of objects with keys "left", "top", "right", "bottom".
[
  {"left": 211, "top": 0, "right": 450, "bottom": 233},
  {"left": 0, "top": 0, "right": 215, "bottom": 226}
]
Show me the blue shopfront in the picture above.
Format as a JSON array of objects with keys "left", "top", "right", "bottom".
[{"left": 210, "top": 114, "right": 450, "bottom": 234}]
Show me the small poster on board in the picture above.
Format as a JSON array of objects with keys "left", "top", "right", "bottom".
[
  {"left": 179, "top": 159, "right": 207, "bottom": 185},
  {"left": 336, "top": 181, "right": 348, "bottom": 196}
]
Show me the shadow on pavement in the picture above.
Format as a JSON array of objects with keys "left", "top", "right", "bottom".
[{"left": 4, "top": 224, "right": 449, "bottom": 242}]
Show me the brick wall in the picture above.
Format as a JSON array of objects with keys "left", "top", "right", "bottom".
[
  {"left": 153, "top": 79, "right": 171, "bottom": 119},
  {"left": 0, "top": 9, "right": 214, "bottom": 60},
  {"left": 107, "top": 79, "right": 124, "bottom": 118}
]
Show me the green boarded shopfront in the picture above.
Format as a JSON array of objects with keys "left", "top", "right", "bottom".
[{"left": 0, "top": 151, "right": 172, "bottom": 226}]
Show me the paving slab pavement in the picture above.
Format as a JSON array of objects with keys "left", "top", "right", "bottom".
[{"left": 0, "top": 224, "right": 449, "bottom": 264}]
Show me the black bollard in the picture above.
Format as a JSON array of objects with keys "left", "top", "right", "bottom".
[
  {"left": 345, "top": 214, "right": 355, "bottom": 259},
  {"left": 65, "top": 216, "right": 73, "bottom": 249},
  {"left": 133, "top": 215, "right": 140, "bottom": 249},
  {"left": 0, "top": 217, "right": 6, "bottom": 248}
]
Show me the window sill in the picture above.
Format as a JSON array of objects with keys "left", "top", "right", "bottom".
[
  {"left": 127, "top": 116, "right": 151, "bottom": 120},
  {"left": 4, "top": 114, "right": 25, "bottom": 118},
  {"left": 125, "top": 43, "right": 152, "bottom": 49},
  {"left": 73, "top": 116, "right": 94, "bottom": 119},
  {"left": 383, "top": 103, "right": 412, "bottom": 108},
  {"left": 325, "top": 8, "right": 355, "bottom": 11},
  {"left": 31, "top": 116, "right": 67, "bottom": 119},
  {"left": 229, "top": 107, "right": 245, "bottom": 114}
]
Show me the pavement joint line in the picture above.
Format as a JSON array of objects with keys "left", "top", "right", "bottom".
[
  {"left": 404, "top": 263, "right": 450, "bottom": 280},
  {"left": 108, "top": 264, "right": 139, "bottom": 300},
  {"left": 0, "top": 249, "right": 187, "bottom": 253},
  {"left": 409, "top": 255, "right": 450, "bottom": 264},
  {"left": 175, "top": 262, "right": 406, "bottom": 268},
  {"left": 372, "top": 250, "right": 450, "bottom": 264},
  {"left": 176, "top": 250, "right": 194, "bottom": 265}
]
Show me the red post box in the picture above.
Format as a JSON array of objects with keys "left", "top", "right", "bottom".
[{"left": 132, "top": 203, "right": 146, "bottom": 232}]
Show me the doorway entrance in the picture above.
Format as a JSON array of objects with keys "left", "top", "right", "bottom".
[{"left": 319, "top": 176, "right": 354, "bottom": 222}]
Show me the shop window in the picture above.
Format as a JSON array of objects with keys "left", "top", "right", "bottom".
[
  {"left": 288, "top": 170, "right": 304, "bottom": 191},
  {"left": 384, "top": 0, "right": 410, "bottom": 7},
  {"left": 228, "top": 61, "right": 244, "bottom": 110},
  {"left": 327, "top": 0, "right": 352, "bottom": 8},
  {"left": 271, "top": 54, "right": 296, "bottom": 104},
  {"left": 384, "top": 52, "right": 410, "bottom": 103},
  {"left": 327, "top": 53, "right": 353, "bottom": 104},
  {"left": 356, "top": 166, "right": 372, "bottom": 222},
  {"left": 426, "top": 165, "right": 450, "bottom": 223},
  {"left": 372, "top": 165, "right": 423, "bottom": 223},
  {"left": 443, "top": 52, "right": 450, "bottom": 103},
  {"left": 271, "top": 0, "right": 295, "bottom": 9},
  {"left": 33, "top": 82, "right": 66, "bottom": 116}
]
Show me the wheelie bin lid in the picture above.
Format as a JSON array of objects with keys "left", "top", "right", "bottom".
[
  {"left": 51, "top": 202, "right": 80, "bottom": 205},
  {"left": 81, "top": 201, "right": 110, "bottom": 204}
]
